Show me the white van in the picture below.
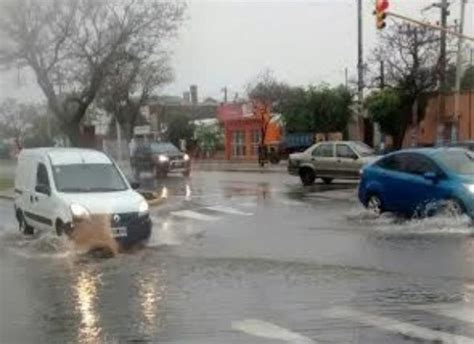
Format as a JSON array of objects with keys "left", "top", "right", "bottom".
[{"left": 14, "top": 148, "right": 151, "bottom": 245}]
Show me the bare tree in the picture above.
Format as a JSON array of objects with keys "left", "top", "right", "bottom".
[
  {"left": 97, "top": 54, "right": 173, "bottom": 141},
  {"left": 0, "top": 98, "right": 36, "bottom": 146},
  {"left": 247, "top": 70, "right": 288, "bottom": 166},
  {"left": 0, "top": 0, "right": 184, "bottom": 145},
  {"left": 370, "top": 23, "right": 444, "bottom": 148}
]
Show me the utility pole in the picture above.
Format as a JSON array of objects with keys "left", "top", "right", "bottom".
[
  {"left": 222, "top": 87, "right": 228, "bottom": 103},
  {"left": 379, "top": 60, "right": 385, "bottom": 89},
  {"left": 345, "top": 67, "right": 348, "bottom": 88},
  {"left": 453, "top": 0, "right": 466, "bottom": 143},
  {"left": 357, "top": 0, "right": 363, "bottom": 142},
  {"left": 437, "top": 0, "right": 449, "bottom": 144},
  {"left": 470, "top": 48, "right": 473, "bottom": 139}
]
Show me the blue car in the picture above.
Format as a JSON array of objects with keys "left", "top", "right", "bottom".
[{"left": 358, "top": 148, "right": 474, "bottom": 218}]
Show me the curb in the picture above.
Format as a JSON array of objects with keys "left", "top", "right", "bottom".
[
  {"left": 193, "top": 167, "right": 287, "bottom": 174},
  {"left": 0, "top": 194, "right": 14, "bottom": 201}
]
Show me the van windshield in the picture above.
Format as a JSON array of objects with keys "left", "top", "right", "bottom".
[{"left": 52, "top": 163, "right": 128, "bottom": 193}]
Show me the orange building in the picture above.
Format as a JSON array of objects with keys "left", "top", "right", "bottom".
[
  {"left": 403, "top": 91, "right": 474, "bottom": 147},
  {"left": 217, "top": 102, "right": 282, "bottom": 160}
]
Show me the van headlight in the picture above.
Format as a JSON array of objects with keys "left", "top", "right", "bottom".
[
  {"left": 70, "top": 203, "right": 90, "bottom": 220},
  {"left": 158, "top": 155, "right": 169, "bottom": 163},
  {"left": 464, "top": 184, "right": 474, "bottom": 193},
  {"left": 138, "top": 200, "right": 149, "bottom": 216},
  {"left": 183, "top": 153, "right": 190, "bottom": 161}
]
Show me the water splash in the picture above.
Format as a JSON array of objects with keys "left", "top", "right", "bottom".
[{"left": 347, "top": 207, "right": 474, "bottom": 236}]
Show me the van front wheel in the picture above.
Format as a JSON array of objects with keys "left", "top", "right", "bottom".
[{"left": 19, "top": 215, "right": 34, "bottom": 235}]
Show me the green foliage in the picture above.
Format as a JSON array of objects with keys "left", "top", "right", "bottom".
[
  {"left": 194, "top": 124, "right": 223, "bottom": 156},
  {"left": 462, "top": 66, "right": 474, "bottom": 90},
  {"left": 166, "top": 114, "right": 195, "bottom": 148},
  {"left": 278, "top": 85, "right": 353, "bottom": 134},
  {"left": 366, "top": 89, "right": 403, "bottom": 140}
]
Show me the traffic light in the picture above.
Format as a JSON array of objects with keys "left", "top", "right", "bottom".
[{"left": 374, "top": 0, "right": 389, "bottom": 30}]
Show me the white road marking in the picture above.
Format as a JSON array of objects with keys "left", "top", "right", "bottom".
[
  {"left": 170, "top": 210, "right": 219, "bottom": 221},
  {"left": 205, "top": 205, "right": 253, "bottom": 216},
  {"left": 326, "top": 307, "right": 474, "bottom": 344},
  {"left": 232, "top": 319, "right": 316, "bottom": 344},
  {"left": 408, "top": 303, "right": 474, "bottom": 324}
]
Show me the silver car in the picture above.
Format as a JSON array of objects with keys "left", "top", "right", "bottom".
[{"left": 288, "top": 141, "right": 378, "bottom": 185}]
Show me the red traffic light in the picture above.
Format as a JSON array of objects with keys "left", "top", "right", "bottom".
[{"left": 376, "top": 0, "right": 389, "bottom": 12}]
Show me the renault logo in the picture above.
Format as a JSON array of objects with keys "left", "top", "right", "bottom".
[{"left": 113, "top": 214, "right": 121, "bottom": 223}]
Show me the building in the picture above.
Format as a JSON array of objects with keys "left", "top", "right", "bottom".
[
  {"left": 403, "top": 90, "right": 474, "bottom": 147},
  {"left": 217, "top": 102, "right": 282, "bottom": 160}
]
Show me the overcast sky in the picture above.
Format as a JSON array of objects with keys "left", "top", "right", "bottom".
[{"left": 1, "top": 0, "right": 473, "bottom": 103}]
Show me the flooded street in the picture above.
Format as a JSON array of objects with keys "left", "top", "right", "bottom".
[{"left": 1, "top": 171, "right": 474, "bottom": 343}]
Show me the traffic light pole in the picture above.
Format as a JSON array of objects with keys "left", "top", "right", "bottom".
[
  {"left": 437, "top": 0, "right": 448, "bottom": 144},
  {"left": 385, "top": 11, "right": 474, "bottom": 42},
  {"left": 357, "top": 0, "right": 363, "bottom": 142}
]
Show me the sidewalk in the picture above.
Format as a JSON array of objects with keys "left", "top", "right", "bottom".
[
  {"left": 0, "top": 188, "right": 14, "bottom": 200},
  {"left": 192, "top": 159, "right": 288, "bottom": 173}
]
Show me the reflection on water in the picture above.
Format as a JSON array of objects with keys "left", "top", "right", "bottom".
[
  {"left": 138, "top": 269, "right": 167, "bottom": 336},
  {"left": 161, "top": 186, "right": 169, "bottom": 199},
  {"left": 185, "top": 183, "right": 192, "bottom": 201},
  {"left": 74, "top": 269, "right": 102, "bottom": 344}
]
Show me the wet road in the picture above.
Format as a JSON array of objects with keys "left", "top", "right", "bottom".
[{"left": 1, "top": 171, "right": 474, "bottom": 343}]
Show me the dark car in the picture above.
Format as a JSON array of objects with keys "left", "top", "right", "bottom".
[
  {"left": 359, "top": 148, "right": 474, "bottom": 218},
  {"left": 131, "top": 142, "right": 191, "bottom": 179}
]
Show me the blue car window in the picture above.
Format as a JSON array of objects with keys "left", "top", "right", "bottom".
[
  {"left": 400, "top": 153, "right": 440, "bottom": 176},
  {"left": 376, "top": 155, "right": 401, "bottom": 171}
]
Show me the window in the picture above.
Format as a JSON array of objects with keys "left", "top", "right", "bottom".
[
  {"left": 376, "top": 155, "right": 401, "bottom": 171},
  {"left": 352, "top": 142, "right": 374, "bottom": 157},
  {"left": 377, "top": 153, "right": 440, "bottom": 176},
  {"left": 434, "top": 150, "right": 474, "bottom": 175},
  {"left": 232, "top": 131, "right": 246, "bottom": 157},
  {"left": 336, "top": 144, "right": 357, "bottom": 159},
  {"left": 251, "top": 130, "right": 261, "bottom": 157},
  {"left": 36, "top": 163, "right": 50, "bottom": 188},
  {"left": 53, "top": 164, "right": 127, "bottom": 192},
  {"left": 312, "top": 143, "right": 333, "bottom": 157},
  {"left": 399, "top": 153, "right": 439, "bottom": 176}
]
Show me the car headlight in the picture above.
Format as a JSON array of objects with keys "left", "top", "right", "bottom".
[
  {"left": 138, "top": 199, "right": 149, "bottom": 216},
  {"left": 464, "top": 184, "right": 474, "bottom": 193},
  {"left": 158, "top": 155, "right": 169, "bottom": 162},
  {"left": 183, "top": 153, "right": 190, "bottom": 161},
  {"left": 70, "top": 203, "right": 90, "bottom": 220}
]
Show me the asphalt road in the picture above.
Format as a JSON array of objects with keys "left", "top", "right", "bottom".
[{"left": 1, "top": 171, "right": 474, "bottom": 344}]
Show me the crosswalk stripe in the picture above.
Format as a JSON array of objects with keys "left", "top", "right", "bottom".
[
  {"left": 326, "top": 307, "right": 474, "bottom": 344},
  {"left": 204, "top": 206, "right": 253, "bottom": 216},
  {"left": 408, "top": 303, "right": 474, "bottom": 324},
  {"left": 232, "top": 319, "right": 316, "bottom": 344},
  {"left": 170, "top": 210, "right": 219, "bottom": 221}
]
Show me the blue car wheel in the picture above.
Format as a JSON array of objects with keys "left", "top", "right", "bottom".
[{"left": 367, "top": 194, "right": 383, "bottom": 215}]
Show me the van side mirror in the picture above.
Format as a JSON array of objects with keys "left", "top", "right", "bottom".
[
  {"left": 130, "top": 182, "right": 140, "bottom": 190},
  {"left": 35, "top": 184, "right": 51, "bottom": 196}
]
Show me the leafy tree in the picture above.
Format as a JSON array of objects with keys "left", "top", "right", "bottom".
[
  {"left": 277, "top": 87, "right": 312, "bottom": 133},
  {"left": 0, "top": 0, "right": 185, "bottom": 145},
  {"left": 194, "top": 124, "right": 223, "bottom": 158},
  {"left": 365, "top": 89, "right": 403, "bottom": 143},
  {"left": 461, "top": 66, "right": 474, "bottom": 90},
  {"left": 308, "top": 85, "right": 352, "bottom": 133},
  {"left": 166, "top": 114, "right": 194, "bottom": 149}
]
